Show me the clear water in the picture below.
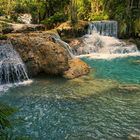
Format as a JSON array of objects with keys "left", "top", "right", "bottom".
[
  {"left": 82, "top": 56, "right": 140, "bottom": 84},
  {"left": 1, "top": 57, "right": 140, "bottom": 140}
]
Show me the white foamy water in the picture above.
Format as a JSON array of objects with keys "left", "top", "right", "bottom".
[
  {"left": 73, "top": 21, "right": 139, "bottom": 59},
  {"left": 88, "top": 20, "right": 118, "bottom": 37},
  {"left": 77, "top": 52, "right": 140, "bottom": 60},
  {"left": 0, "top": 40, "right": 32, "bottom": 93},
  {"left": 0, "top": 79, "right": 33, "bottom": 95}
]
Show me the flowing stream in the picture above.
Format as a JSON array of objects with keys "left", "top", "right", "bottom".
[
  {"left": 1, "top": 59, "right": 140, "bottom": 140},
  {"left": 0, "top": 21, "right": 140, "bottom": 140}
]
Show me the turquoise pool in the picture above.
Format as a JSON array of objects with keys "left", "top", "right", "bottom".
[{"left": 1, "top": 56, "right": 140, "bottom": 140}]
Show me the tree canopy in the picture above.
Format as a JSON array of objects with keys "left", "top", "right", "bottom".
[{"left": 0, "top": 0, "right": 140, "bottom": 37}]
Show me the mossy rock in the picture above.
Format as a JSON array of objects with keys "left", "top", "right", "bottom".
[
  {"left": 57, "top": 20, "right": 89, "bottom": 39},
  {"left": 0, "top": 34, "right": 7, "bottom": 40},
  {"left": 0, "top": 22, "right": 14, "bottom": 34}
]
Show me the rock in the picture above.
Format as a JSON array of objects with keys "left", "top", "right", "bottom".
[
  {"left": 2, "top": 26, "right": 14, "bottom": 34},
  {"left": 17, "top": 14, "right": 32, "bottom": 24},
  {"left": 0, "top": 22, "right": 14, "bottom": 34},
  {"left": 69, "top": 38, "right": 83, "bottom": 49},
  {"left": 128, "top": 132, "right": 140, "bottom": 140},
  {"left": 0, "top": 24, "right": 2, "bottom": 33},
  {"left": 63, "top": 58, "right": 90, "bottom": 79},
  {"left": 11, "top": 24, "right": 45, "bottom": 33},
  {"left": 57, "top": 20, "right": 89, "bottom": 39},
  {"left": 132, "top": 60, "right": 140, "bottom": 64},
  {"left": 0, "top": 34, "right": 7, "bottom": 40},
  {"left": 8, "top": 31, "right": 89, "bottom": 78},
  {"left": 0, "top": 21, "right": 45, "bottom": 34},
  {"left": 118, "top": 85, "right": 140, "bottom": 93},
  {"left": 9, "top": 32, "right": 69, "bottom": 76},
  {"left": 128, "top": 38, "right": 140, "bottom": 50}
]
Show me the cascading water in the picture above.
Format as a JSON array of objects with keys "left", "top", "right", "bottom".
[
  {"left": 50, "top": 35, "right": 74, "bottom": 58},
  {"left": 88, "top": 21, "right": 118, "bottom": 37},
  {"left": 74, "top": 21, "right": 140, "bottom": 59},
  {"left": 0, "top": 40, "right": 31, "bottom": 92}
]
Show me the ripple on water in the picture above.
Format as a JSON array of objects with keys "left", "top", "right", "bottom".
[{"left": 1, "top": 57, "right": 140, "bottom": 140}]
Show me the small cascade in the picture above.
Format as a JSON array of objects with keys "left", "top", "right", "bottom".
[
  {"left": 88, "top": 20, "right": 118, "bottom": 37},
  {"left": 51, "top": 35, "right": 74, "bottom": 58},
  {"left": 0, "top": 40, "right": 29, "bottom": 85},
  {"left": 73, "top": 20, "right": 140, "bottom": 59}
]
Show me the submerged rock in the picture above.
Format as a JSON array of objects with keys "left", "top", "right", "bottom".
[
  {"left": 118, "top": 85, "right": 140, "bottom": 93},
  {"left": 128, "top": 132, "right": 140, "bottom": 140},
  {"left": 132, "top": 60, "right": 140, "bottom": 64},
  {"left": 8, "top": 31, "right": 89, "bottom": 78}
]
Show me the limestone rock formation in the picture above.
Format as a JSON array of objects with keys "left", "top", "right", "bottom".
[
  {"left": 0, "top": 21, "right": 45, "bottom": 34},
  {"left": 57, "top": 20, "right": 89, "bottom": 39},
  {"left": 8, "top": 31, "right": 89, "bottom": 79},
  {"left": 63, "top": 58, "right": 90, "bottom": 79}
]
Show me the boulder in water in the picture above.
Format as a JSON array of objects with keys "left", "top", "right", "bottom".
[
  {"left": 128, "top": 132, "right": 140, "bottom": 140},
  {"left": 132, "top": 60, "right": 140, "bottom": 64},
  {"left": 118, "top": 85, "right": 140, "bottom": 93},
  {"left": 8, "top": 31, "right": 89, "bottom": 78},
  {"left": 63, "top": 58, "right": 89, "bottom": 79}
]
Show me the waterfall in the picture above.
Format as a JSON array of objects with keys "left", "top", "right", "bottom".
[
  {"left": 88, "top": 20, "right": 118, "bottom": 37},
  {"left": 0, "top": 40, "right": 30, "bottom": 87},
  {"left": 55, "top": 39, "right": 74, "bottom": 58},
  {"left": 50, "top": 35, "right": 74, "bottom": 59},
  {"left": 73, "top": 20, "right": 140, "bottom": 59}
]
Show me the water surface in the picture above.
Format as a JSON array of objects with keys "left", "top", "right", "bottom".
[{"left": 1, "top": 57, "right": 140, "bottom": 140}]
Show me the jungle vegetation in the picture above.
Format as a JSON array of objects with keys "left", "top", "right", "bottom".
[{"left": 0, "top": 0, "right": 140, "bottom": 37}]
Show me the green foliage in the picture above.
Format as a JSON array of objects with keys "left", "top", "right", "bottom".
[
  {"left": 134, "top": 19, "right": 140, "bottom": 37},
  {"left": 0, "top": 103, "right": 17, "bottom": 139},
  {"left": 0, "top": 103, "right": 32, "bottom": 140},
  {"left": 77, "top": 0, "right": 90, "bottom": 20},
  {"left": 41, "top": 12, "right": 68, "bottom": 28},
  {"left": 0, "top": 103, "right": 17, "bottom": 129},
  {"left": 89, "top": 12, "right": 109, "bottom": 21},
  {"left": 0, "top": 0, "right": 140, "bottom": 37},
  {"left": 14, "top": 4, "right": 29, "bottom": 14}
]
